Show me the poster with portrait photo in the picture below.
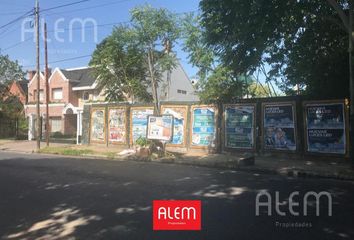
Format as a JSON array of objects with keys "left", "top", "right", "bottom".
[{"left": 263, "top": 104, "right": 296, "bottom": 151}]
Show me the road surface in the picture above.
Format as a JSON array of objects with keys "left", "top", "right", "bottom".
[{"left": 0, "top": 152, "right": 353, "bottom": 240}]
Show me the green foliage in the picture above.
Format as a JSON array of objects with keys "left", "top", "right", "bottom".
[
  {"left": 39, "top": 147, "right": 94, "bottom": 156},
  {"left": 198, "top": 66, "right": 253, "bottom": 103},
  {"left": 182, "top": 14, "right": 214, "bottom": 82},
  {"left": 182, "top": 14, "right": 252, "bottom": 103},
  {"left": 0, "top": 54, "right": 25, "bottom": 85},
  {"left": 135, "top": 136, "right": 150, "bottom": 147},
  {"left": 248, "top": 82, "right": 272, "bottom": 98},
  {"left": 0, "top": 54, "right": 25, "bottom": 104},
  {"left": 0, "top": 95, "right": 24, "bottom": 119},
  {"left": 200, "top": 0, "right": 350, "bottom": 98},
  {"left": 90, "top": 5, "right": 180, "bottom": 109},
  {"left": 90, "top": 26, "right": 152, "bottom": 102}
]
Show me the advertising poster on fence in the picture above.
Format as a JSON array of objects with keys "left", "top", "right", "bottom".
[
  {"left": 108, "top": 108, "right": 126, "bottom": 143},
  {"left": 263, "top": 103, "right": 296, "bottom": 151},
  {"left": 225, "top": 105, "right": 255, "bottom": 149},
  {"left": 305, "top": 103, "right": 346, "bottom": 154},
  {"left": 91, "top": 109, "right": 105, "bottom": 142},
  {"left": 162, "top": 107, "right": 186, "bottom": 145},
  {"left": 147, "top": 115, "right": 173, "bottom": 141},
  {"left": 131, "top": 108, "right": 154, "bottom": 143},
  {"left": 191, "top": 106, "right": 216, "bottom": 147}
]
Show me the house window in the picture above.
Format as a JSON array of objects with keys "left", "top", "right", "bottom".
[
  {"left": 52, "top": 88, "right": 63, "bottom": 100},
  {"left": 83, "top": 91, "right": 90, "bottom": 101},
  {"left": 50, "top": 118, "right": 62, "bottom": 133},
  {"left": 34, "top": 90, "right": 44, "bottom": 101},
  {"left": 177, "top": 89, "right": 187, "bottom": 94}
]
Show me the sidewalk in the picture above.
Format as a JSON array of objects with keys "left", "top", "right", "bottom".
[
  {"left": 0, "top": 140, "right": 70, "bottom": 153},
  {"left": 0, "top": 140, "right": 353, "bottom": 181},
  {"left": 170, "top": 153, "right": 354, "bottom": 181}
]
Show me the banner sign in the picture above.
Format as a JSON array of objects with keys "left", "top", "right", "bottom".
[
  {"left": 225, "top": 105, "right": 255, "bottom": 149},
  {"left": 162, "top": 107, "right": 186, "bottom": 145},
  {"left": 191, "top": 107, "right": 216, "bottom": 147},
  {"left": 147, "top": 115, "right": 174, "bottom": 141},
  {"left": 91, "top": 109, "right": 105, "bottom": 142},
  {"left": 305, "top": 103, "right": 346, "bottom": 154},
  {"left": 131, "top": 108, "right": 154, "bottom": 143},
  {"left": 108, "top": 108, "right": 126, "bottom": 143},
  {"left": 263, "top": 103, "right": 296, "bottom": 150}
]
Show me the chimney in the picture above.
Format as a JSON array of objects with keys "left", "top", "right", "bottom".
[
  {"left": 47, "top": 68, "right": 52, "bottom": 77},
  {"left": 27, "top": 70, "right": 37, "bottom": 80}
]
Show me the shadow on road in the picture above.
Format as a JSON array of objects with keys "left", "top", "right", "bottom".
[{"left": 0, "top": 155, "right": 353, "bottom": 240}]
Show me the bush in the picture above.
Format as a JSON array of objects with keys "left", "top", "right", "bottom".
[
  {"left": 51, "top": 131, "right": 63, "bottom": 138},
  {"left": 135, "top": 137, "right": 150, "bottom": 147}
]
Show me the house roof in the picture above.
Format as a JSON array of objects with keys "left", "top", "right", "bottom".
[
  {"left": 60, "top": 67, "right": 96, "bottom": 87},
  {"left": 17, "top": 80, "right": 28, "bottom": 95}
]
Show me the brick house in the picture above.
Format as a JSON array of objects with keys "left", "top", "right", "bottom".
[
  {"left": 25, "top": 62, "right": 198, "bottom": 141},
  {"left": 24, "top": 67, "right": 101, "bottom": 139},
  {"left": 6, "top": 80, "right": 28, "bottom": 105}
]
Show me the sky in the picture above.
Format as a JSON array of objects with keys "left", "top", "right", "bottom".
[{"left": 0, "top": 0, "right": 200, "bottom": 78}]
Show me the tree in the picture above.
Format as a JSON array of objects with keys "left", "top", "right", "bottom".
[
  {"left": 90, "top": 26, "right": 152, "bottom": 102},
  {"left": 182, "top": 13, "right": 251, "bottom": 103},
  {"left": 247, "top": 82, "right": 273, "bottom": 98},
  {"left": 200, "top": 0, "right": 350, "bottom": 98},
  {"left": 0, "top": 54, "right": 25, "bottom": 100},
  {"left": 131, "top": 5, "right": 180, "bottom": 114},
  {"left": 91, "top": 5, "right": 180, "bottom": 114},
  {"left": 0, "top": 54, "right": 25, "bottom": 116}
]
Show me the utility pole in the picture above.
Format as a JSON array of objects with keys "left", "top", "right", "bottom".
[
  {"left": 44, "top": 21, "right": 49, "bottom": 147},
  {"left": 35, "top": 0, "right": 41, "bottom": 151}
]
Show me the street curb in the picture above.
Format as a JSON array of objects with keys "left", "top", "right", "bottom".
[{"left": 1, "top": 149, "right": 353, "bottom": 182}]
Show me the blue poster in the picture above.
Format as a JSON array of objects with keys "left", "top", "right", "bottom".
[
  {"left": 306, "top": 103, "right": 346, "bottom": 154},
  {"left": 192, "top": 107, "right": 216, "bottom": 147},
  {"left": 263, "top": 104, "right": 296, "bottom": 151},
  {"left": 163, "top": 107, "right": 186, "bottom": 145},
  {"left": 132, "top": 108, "right": 153, "bottom": 143}
]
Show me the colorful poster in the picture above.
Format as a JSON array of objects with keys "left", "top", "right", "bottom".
[
  {"left": 263, "top": 104, "right": 296, "bottom": 150},
  {"left": 162, "top": 107, "right": 186, "bottom": 145},
  {"left": 306, "top": 103, "right": 346, "bottom": 154},
  {"left": 108, "top": 108, "right": 126, "bottom": 143},
  {"left": 147, "top": 115, "right": 173, "bottom": 141},
  {"left": 131, "top": 108, "right": 154, "bottom": 143},
  {"left": 225, "top": 105, "right": 255, "bottom": 148},
  {"left": 192, "top": 107, "right": 216, "bottom": 147},
  {"left": 91, "top": 109, "right": 105, "bottom": 142}
]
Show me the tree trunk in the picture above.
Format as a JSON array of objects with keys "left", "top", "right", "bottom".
[{"left": 147, "top": 48, "right": 160, "bottom": 115}]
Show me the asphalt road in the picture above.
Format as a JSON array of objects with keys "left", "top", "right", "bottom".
[{"left": 0, "top": 152, "right": 353, "bottom": 240}]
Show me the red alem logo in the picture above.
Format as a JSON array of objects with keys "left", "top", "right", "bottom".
[{"left": 153, "top": 200, "right": 201, "bottom": 230}]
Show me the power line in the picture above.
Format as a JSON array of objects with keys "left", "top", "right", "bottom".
[
  {"left": 0, "top": 9, "right": 34, "bottom": 30},
  {"left": 22, "top": 54, "right": 92, "bottom": 68},
  {"left": 43, "top": 0, "right": 133, "bottom": 17},
  {"left": 40, "top": 0, "right": 90, "bottom": 13},
  {"left": 2, "top": 36, "right": 33, "bottom": 51},
  {"left": 1, "top": 20, "right": 129, "bottom": 52}
]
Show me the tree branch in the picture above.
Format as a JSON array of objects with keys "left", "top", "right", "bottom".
[{"left": 326, "top": 0, "right": 350, "bottom": 33}]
